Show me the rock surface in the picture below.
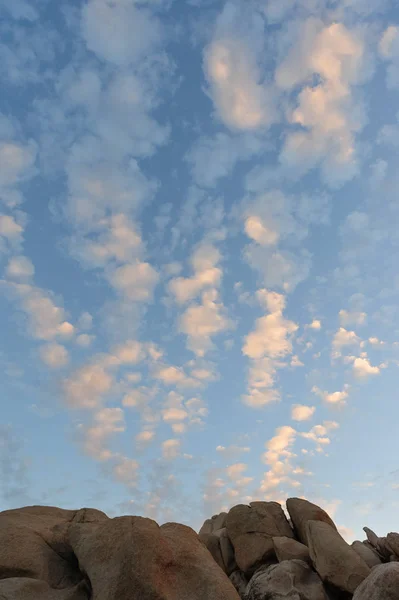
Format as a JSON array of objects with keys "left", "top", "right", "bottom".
[
  {"left": 353, "top": 563, "right": 399, "bottom": 599},
  {"left": 2, "top": 499, "right": 398, "bottom": 600},
  {"left": 286, "top": 498, "right": 337, "bottom": 545},
  {"left": 245, "top": 560, "right": 329, "bottom": 600},
  {"left": 351, "top": 541, "right": 382, "bottom": 568},
  {"left": 306, "top": 520, "right": 370, "bottom": 594},
  {"left": 226, "top": 502, "right": 293, "bottom": 575},
  {"left": 273, "top": 536, "right": 311, "bottom": 565}
]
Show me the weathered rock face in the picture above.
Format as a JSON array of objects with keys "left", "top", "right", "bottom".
[
  {"left": 306, "top": 520, "right": 370, "bottom": 594},
  {"left": 2, "top": 499, "right": 399, "bottom": 600},
  {"left": 226, "top": 502, "right": 293, "bottom": 575},
  {"left": 286, "top": 498, "right": 337, "bottom": 545},
  {"left": 351, "top": 541, "right": 382, "bottom": 568},
  {"left": 353, "top": 563, "right": 399, "bottom": 599},
  {"left": 245, "top": 560, "right": 329, "bottom": 600},
  {"left": 273, "top": 536, "right": 311, "bottom": 565},
  {"left": 0, "top": 507, "right": 240, "bottom": 600}
]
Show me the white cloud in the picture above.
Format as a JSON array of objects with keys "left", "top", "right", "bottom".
[
  {"left": 82, "top": 0, "right": 162, "bottom": 67},
  {"left": 0, "top": 214, "right": 23, "bottom": 239},
  {"left": 260, "top": 425, "right": 298, "bottom": 493},
  {"left": 291, "top": 404, "right": 316, "bottom": 421},
  {"left": 112, "top": 340, "right": 144, "bottom": 365},
  {"left": 243, "top": 291, "right": 297, "bottom": 359},
  {"left": 332, "top": 327, "right": 360, "bottom": 358},
  {"left": 135, "top": 429, "right": 155, "bottom": 447},
  {"left": 6, "top": 255, "right": 34, "bottom": 279},
  {"left": 203, "top": 1, "right": 275, "bottom": 131},
  {"left": 312, "top": 384, "right": 349, "bottom": 406},
  {"left": 243, "top": 290, "right": 297, "bottom": 408},
  {"left": 275, "top": 19, "right": 369, "bottom": 187},
  {"left": 64, "top": 360, "right": 113, "bottom": 409},
  {"left": 352, "top": 356, "right": 381, "bottom": 380},
  {"left": 339, "top": 309, "right": 367, "bottom": 327},
  {"left": 168, "top": 242, "right": 222, "bottom": 304},
  {"left": 301, "top": 421, "right": 339, "bottom": 448},
  {"left": 109, "top": 261, "right": 159, "bottom": 301},
  {"left": 379, "top": 26, "right": 399, "bottom": 89},
  {"left": 78, "top": 312, "right": 93, "bottom": 330},
  {"left": 76, "top": 334, "right": 95, "bottom": 348},
  {"left": 112, "top": 456, "right": 139, "bottom": 487},
  {"left": 79, "top": 408, "right": 125, "bottom": 461},
  {"left": 308, "top": 319, "right": 321, "bottom": 330},
  {"left": 179, "top": 288, "right": 231, "bottom": 356},
  {"left": 39, "top": 343, "right": 69, "bottom": 369},
  {"left": 162, "top": 438, "right": 181, "bottom": 460}
]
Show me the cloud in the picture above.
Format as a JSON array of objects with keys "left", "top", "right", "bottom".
[
  {"left": 82, "top": 0, "right": 163, "bottom": 67},
  {"left": 78, "top": 408, "right": 125, "bottom": 461},
  {"left": 5, "top": 255, "right": 34, "bottom": 279},
  {"left": 352, "top": 356, "right": 381, "bottom": 380},
  {"left": 168, "top": 242, "right": 222, "bottom": 305},
  {"left": 39, "top": 343, "right": 69, "bottom": 369},
  {"left": 379, "top": 26, "right": 399, "bottom": 89},
  {"left": 186, "top": 132, "right": 262, "bottom": 188},
  {"left": 312, "top": 384, "right": 349, "bottom": 406},
  {"left": 64, "top": 360, "right": 114, "bottom": 409},
  {"left": 179, "top": 288, "right": 231, "bottom": 356},
  {"left": 339, "top": 309, "right": 367, "bottom": 327},
  {"left": 308, "top": 319, "right": 321, "bottom": 330},
  {"left": 291, "top": 404, "right": 316, "bottom": 422},
  {"left": 243, "top": 290, "right": 297, "bottom": 408},
  {"left": 162, "top": 438, "right": 181, "bottom": 460},
  {"left": 275, "top": 18, "right": 369, "bottom": 187},
  {"left": 0, "top": 424, "right": 32, "bottom": 506},
  {"left": 301, "top": 421, "right": 339, "bottom": 448},
  {"left": 76, "top": 334, "right": 95, "bottom": 348},
  {"left": 332, "top": 327, "right": 360, "bottom": 358},
  {"left": 109, "top": 261, "right": 159, "bottom": 301},
  {"left": 3, "top": 282, "right": 75, "bottom": 342},
  {"left": 135, "top": 429, "right": 155, "bottom": 448},
  {"left": 260, "top": 425, "right": 298, "bottom": 493},
  {"left": 203, "top": 1, "right": 275, "bottom": 131}
]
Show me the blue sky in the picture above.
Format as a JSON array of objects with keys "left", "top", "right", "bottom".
[{"left": 1, "top": 0, "right": 399, "bottom": 542}]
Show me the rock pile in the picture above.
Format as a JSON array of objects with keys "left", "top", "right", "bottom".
[
  {"left": 198, "top": 497, "right": 399, "bottom": 599},
  {"left": 0, "top": 497, "right": 398, "bottom": 599}
]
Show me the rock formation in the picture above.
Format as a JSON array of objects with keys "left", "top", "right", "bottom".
[{"left": 0, "top": 497, "right": 398, "bottom": 599}]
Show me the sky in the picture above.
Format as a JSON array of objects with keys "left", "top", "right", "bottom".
[{"left": 1, "top": 0, "right": 399, "bottom": 544}]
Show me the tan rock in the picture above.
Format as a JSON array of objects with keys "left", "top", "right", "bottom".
[
  {"left": 212, "top": 512, "right": 228, "bottom": 531},
  {"left": 199, "top": 532, "right": 225, "bottom": 572},
  {"left": 199, "top": 518, "right": 213, "bottom": 535},
  {"left": 286, "top": 498, "right": 337, "bottom": 545},
  {"left": 226, "top": 502, "right": 293, "bottom": 575},
  {"left": 353, "top": 563, "right": 399, "bottom": 599},
  {"left": 273, "top": 536, "right": 311, "bottom": 564},
  {"left": 0, "top": 578, "right": 89, "bottom": 600},
  {"left": 245, "top": 560, "right": 329, "bottom": 600},
  {"left": 387, "top": 532, "right": 399, "bottom": 557},
  {"left": 351, "top": 541, "right": 382, "bottom": 568},
  {"left": 214, "top": 528, "right": 237, "bottom": 575},
  {"left": 68, "top": 515, "right": 240, "bottom": 600},
  {"left": 307, "top": 520, "right": 370, "bottom": 594}
]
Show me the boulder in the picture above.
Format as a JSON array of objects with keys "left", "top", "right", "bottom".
[
  {"left": 229, "top": 570, "right": 248, "bottom": 599},
  {"left": 306, "top": 520, "right": 370, "bottom": 594},
  {"left": 0, "top": 578, "right": 90, "bottom": 600},
  {"left": 214, "top": 528, "right": 237, "bottom": 575},
  {"left": 245, "top": 559, "right": 329, "bottom": 600},
  {"left": 273, "top": 536, "right": 311, "bottom": 564},
  {"left": 351, "top": 541, "right": 382, "bottom": 568},
  {"left": 286, "top": 498, "right": 337, "bottom": 545},
  {"left": 363, "top": 527, "right": 379, "bottom": 548},
  {"left": 199, "top": 532, "right": 225, "bottom": 572},
  {"left": 68, "top": 515, "right": 241, "bottom": 600},
  {"left": 353, "top": 562, "right": 399, "bottom": 599},
  {"left": 212, "top": 512, "right": 228, "bottom": 531},
  {"left": 387, "top": 532, "right": 399, "bottom": 557},
  {"left": 199, "top": 518, "right": 213, "bottom": 535},
  {"left": 226, "top": 503, "right": 293, "bottom": 575}
]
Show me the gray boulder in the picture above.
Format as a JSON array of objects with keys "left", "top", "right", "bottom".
[
  {"left": 307, "top": 520, "right": 370, "bottom": 594},
  {"left": 245, "top": 559, "right": 329, "bottom": 600},
  {"left": 229, "top": 570, "right": 248, "bottom": 599},
  {"left": 387, "top": 532, "right": 399, "bottom": 557},
  {"left": 353, "top": 563, "right": 399, "bottom": 599},
  {"left": 199, "top": 532, "right": 225, "bottom": 572},
  {"left": 214, "top": 528, "right": 237, "bottom": 574}
]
